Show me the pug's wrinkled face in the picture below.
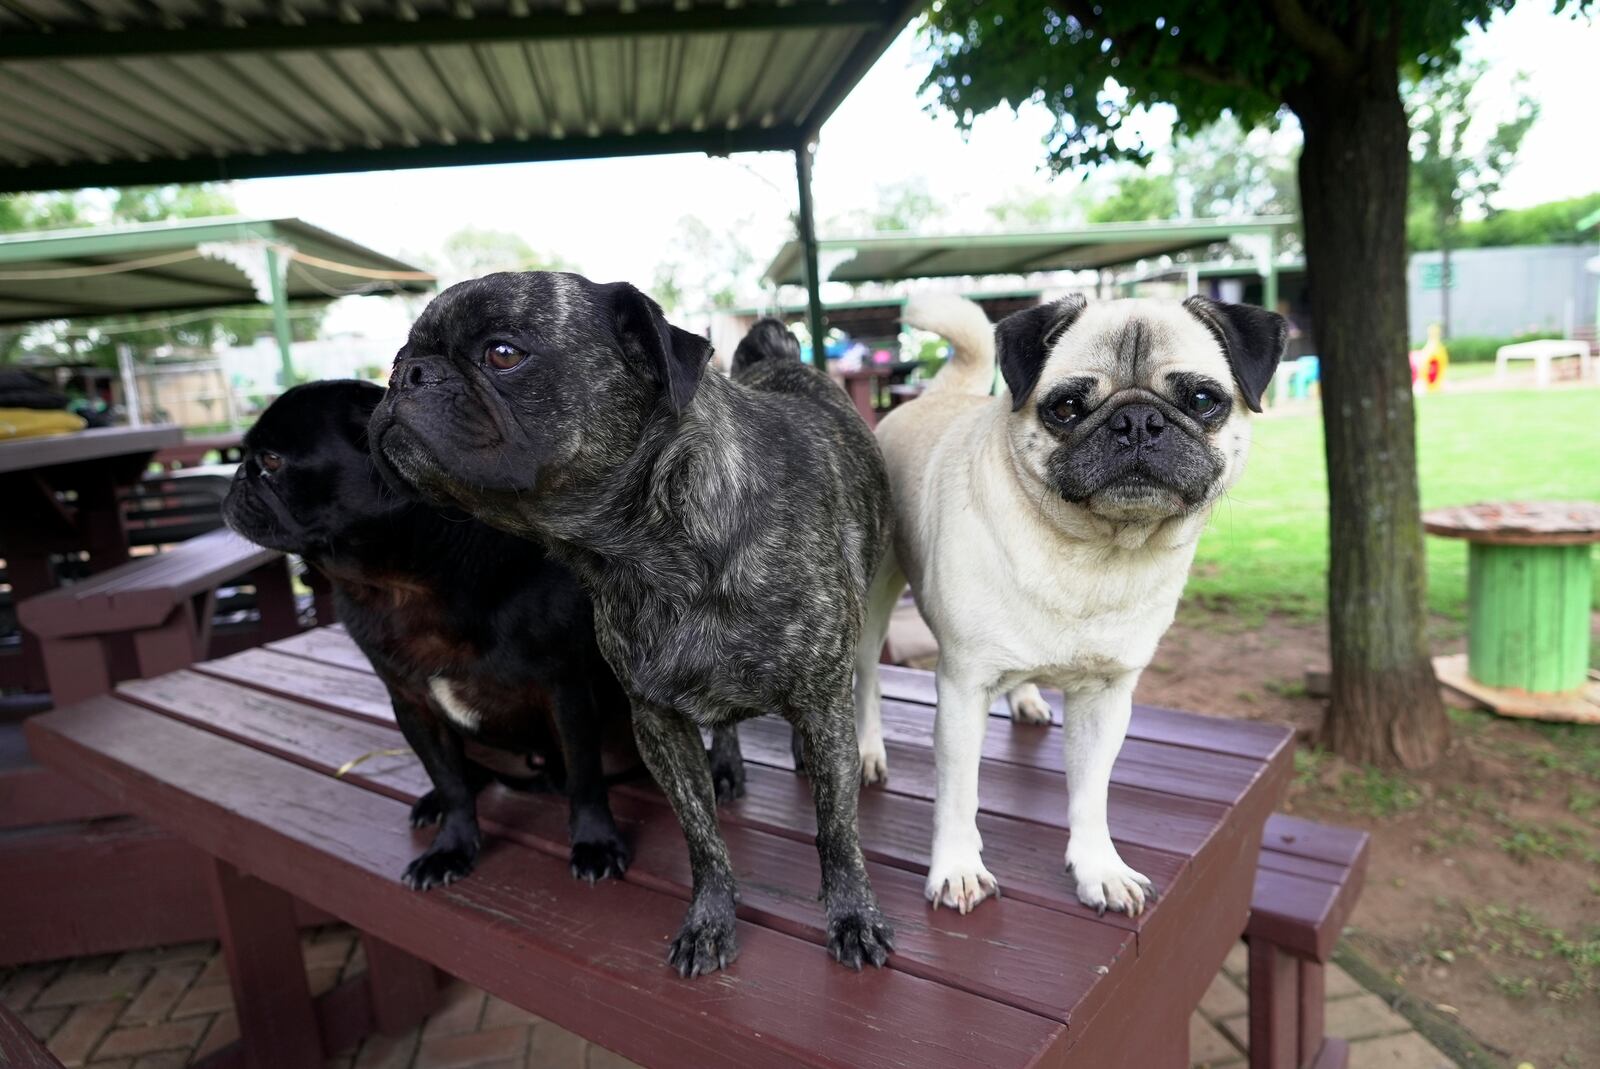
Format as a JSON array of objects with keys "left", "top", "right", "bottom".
[
  {"left": 368, "top": 271, "right": 710, "bottom": 532},
  {"left": 998, "top": 295, "right": 1286, "bottom": 523},
  {"left": 223, "top": 379, "right": 401, "bottom": 555}
]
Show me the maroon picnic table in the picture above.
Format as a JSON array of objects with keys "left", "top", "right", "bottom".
[
  {"left": 0, "top": 425, "right": 182, "bottom": 691},
  {"left": 24, "top": 625, "right": 1293, "bottom": 1069}
]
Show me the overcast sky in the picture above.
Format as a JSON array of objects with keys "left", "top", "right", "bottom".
[{"left": 230, "top": 4, "right": 1600, "bottom": 342}]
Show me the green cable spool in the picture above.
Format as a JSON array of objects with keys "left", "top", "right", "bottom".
[{"left": 1425, "top": 502, "right": 1600, "bottom": 698}]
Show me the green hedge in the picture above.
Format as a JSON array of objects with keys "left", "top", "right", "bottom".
[{"left": 1418, "top": 331, "right": 1563, "bottom": 363}]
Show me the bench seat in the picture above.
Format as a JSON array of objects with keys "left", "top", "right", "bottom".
[
  {"left": 1245, "top": 813, "right": 1371, "bottom": 1069},
  {"left": 17, "top": 528, "right": 299, "bottom": 707}
]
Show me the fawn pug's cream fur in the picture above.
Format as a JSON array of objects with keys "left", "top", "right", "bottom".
[{"left": 854, "top": 292, "right": 1285, "bottom": 915}]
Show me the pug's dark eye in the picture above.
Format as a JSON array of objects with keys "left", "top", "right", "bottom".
[
  {"left": 258, "top": 451, "right": 283, "bottom": 474},
  {"left": 1048, "top": 397, "right": 1083, "bottom": 424},
  {"left": 1188, "top": 390, "right": 1220, "bottom": 418},
  {"left": 485, "top": 342, "right": 527, "bottom": 371}
]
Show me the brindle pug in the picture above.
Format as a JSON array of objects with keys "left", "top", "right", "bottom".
[
  {"left": 369, "top": 274, "right": 895, "bottom": 978},
  {"left": 225, "top": 379, "right": 746, "bottom": 890}
]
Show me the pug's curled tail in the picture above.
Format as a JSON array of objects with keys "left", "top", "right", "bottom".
[
  {"left": 730, "top": 316, "right": 802, "bottom": 377},
  {"left": 904, "top": 293, "right": 996, "bottom": 396}
]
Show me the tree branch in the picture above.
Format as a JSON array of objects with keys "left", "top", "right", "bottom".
[
  {"left": 1174, "top": 61, "right": 1255, "bottom": 92},
  {"left": 1267, "top": 0, "right": 1357, "bottom": 78}
]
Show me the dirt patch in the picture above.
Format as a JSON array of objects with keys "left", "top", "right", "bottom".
[{"left": 1135, "top": 611, "right": 1333, "bottom": 737}]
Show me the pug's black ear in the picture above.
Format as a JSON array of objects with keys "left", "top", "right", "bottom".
[
  {"left": 1182, "top": 296, "right": 1288, "bottom": 414},
  {"left": 995, "top": 295, "right": 1087, "bottom": 411},
  {"left": 344, "top": 380, "right": 385, "bottom": 445},
  {"left": 613, "top": 284, "right": 711, "bottom": 415}
]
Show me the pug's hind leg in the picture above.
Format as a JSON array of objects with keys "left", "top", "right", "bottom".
[
  {"left": 553, "top": 675, "right": 630, "bottom": 884},
  {"left": 1006, "top": 682, "right": 1055, "bottom": 725},
  {"left": 854, "top": 552, "right": 905, "bottom": 786},
  {"left": 632, "top": 701, "right": 739, "bottom": 978},
  {"left": 793, "top": 689, "right": 894, "bottom": 970},
  {"left": 707, "top": 723, "right": 746, "bottom": 803}
]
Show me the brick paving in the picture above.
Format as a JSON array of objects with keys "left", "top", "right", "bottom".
[{"left": 2, "top": 927, "right": 1457, "bottom": 1068}]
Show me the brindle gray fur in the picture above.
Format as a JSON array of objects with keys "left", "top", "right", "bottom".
[{"left": 368, "top": 272, "right": 895, "bottom": 977}]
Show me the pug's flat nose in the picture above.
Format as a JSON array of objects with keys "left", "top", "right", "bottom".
[
  {"left": 391, "top": 356, "right": 433, "bottom": 391},
  {"left": 1111, "top": 404, "right": 1165, "bottom": 447}
]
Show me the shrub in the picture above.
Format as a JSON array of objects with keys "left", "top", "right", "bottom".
[{"left": 1417, "top": 331, "right": 1564, "bottom": 363}]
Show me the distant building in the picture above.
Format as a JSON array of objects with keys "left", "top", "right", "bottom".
[{"left": 1407, "top": 244, "right": 1598, "bottom": 340}]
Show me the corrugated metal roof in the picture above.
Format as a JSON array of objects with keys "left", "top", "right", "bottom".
[
  {"left": 0, "top": 0, "right": 918, "bottom": 193},
  {"left": 0, "top": 215, "right": 433, "bottom": 323},
  {"left": 764, "top": 218, "right": 1299, "bottom": 286}
]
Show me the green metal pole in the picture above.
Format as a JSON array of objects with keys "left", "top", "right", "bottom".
[
  {"left": 264, "top": 245, "right": 296, "bottom": 388},
  {"left": 794, "top": 143, "right": 827, "bottom": 371},
  {"left": 1467, "top": 542, "right": 1593, "bottom": 693},
  {"left": 1261, "top": 228, "right": 1279, "bottom": 313}
]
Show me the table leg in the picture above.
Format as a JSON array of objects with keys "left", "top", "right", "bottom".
[
  {"left": 1248, "top": 939, "right": 1299, "bottom": 1069},
  {"left": 207, "top": 859, "right": 322, "bottom": 1069},
  {"left": 5, "top": 552, "right": 58, "bottom": 692},
  {"left": 251, "top": 558, "right": 300, "bottom": 644},
  {"left": 360, "top": 933, "right": 440, "bottom": 1035},
  {"left": 76, "top": 478, "right": 131, "bottom": 572},
  {"left": 846, "top": 377, "right": 877, "bottom": 428}
]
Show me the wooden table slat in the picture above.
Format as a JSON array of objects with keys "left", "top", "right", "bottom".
[
  {"left": 27, "top": 701, "right": 1067, "bottom": 1069},
  {"left": 265, "top": 627, "right": 376, "bottom": 673},
  {"left": 194, "top": 648, "right": 397, "bottom": 725},
  {"left": 1263, "top": 813, "right": 1369, "bottom": 869},
  {"left": 869, "top": 698, "right": 1266, "bottom": 806},
  {"left": 876, "top": 665, "right": 1291, "bottom": 760},
  {"left": 738, "top": 716, "right": 1228, "bottom": 859}
]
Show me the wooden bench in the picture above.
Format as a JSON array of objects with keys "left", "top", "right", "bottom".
[
  {"left": 0, "top": 1001, "right": 64, "bottom": 1068},
  {"left": 25, "top": 626, "right": 1294, "bottom": 1069},
  {"left": 16, "top": 528, "right": 299, "bottom": 707},
  {"left": 1246, "top": 814, "right": 1369, "bottom": 1069}
]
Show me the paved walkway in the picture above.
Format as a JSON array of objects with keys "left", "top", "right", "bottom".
[{"left": 2, "top": 927, "right": 1456, "bottom": 1068}]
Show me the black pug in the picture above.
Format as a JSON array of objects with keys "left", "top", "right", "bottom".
[
  {"left": 223, "top": 379, "right": 740, "bottom": 889},
  {"left": 369, "top": 273, "right": 896, "bottom": 978}
]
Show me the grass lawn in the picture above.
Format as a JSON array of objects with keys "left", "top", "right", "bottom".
[{"left": 1188, "top": 387, "right": 1600, "bottom": 624}]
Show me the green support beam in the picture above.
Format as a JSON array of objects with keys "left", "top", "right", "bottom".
[
  {"left": 0, "top": 127, "right": 802, "bottom": 196},
  {"left": 794, "top": 144, "right": 827, "bottom": 371},
  {"left": 264, "top": 246, "right": 296, "bottom": 389},
  {"left": 0, "top": 4, "right": 890, "bottom": 60},
  {"left": 1261, "top": 228, "right": 1279, "bottom": 313}
]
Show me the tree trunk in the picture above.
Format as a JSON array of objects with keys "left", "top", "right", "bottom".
[{"left": 1294, "top": 71, "right": 1449, "bottom": 768}]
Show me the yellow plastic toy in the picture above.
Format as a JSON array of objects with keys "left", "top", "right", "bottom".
[{"left": 1410, "top": 324, "right": 1449, "bottom": 392}]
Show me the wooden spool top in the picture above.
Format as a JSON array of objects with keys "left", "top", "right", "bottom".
[{"left": 1423, "top": 501, "right": 1600, "bottom": 547}]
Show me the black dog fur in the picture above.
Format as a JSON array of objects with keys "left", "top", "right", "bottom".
[
  {"left": 224, "top": 380, "right": 655, "bottom": 889},
  {"left": 369, "top": 273, "right": 896, "bottom": 977}
]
